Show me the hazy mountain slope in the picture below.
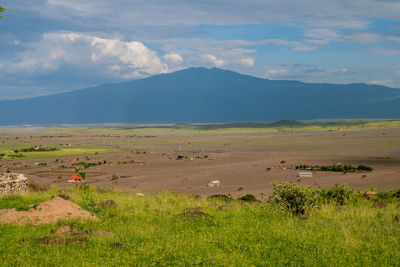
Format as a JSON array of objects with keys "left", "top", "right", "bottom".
[{"left": 0, "top": 67, "right": 399, "bottom": 125}]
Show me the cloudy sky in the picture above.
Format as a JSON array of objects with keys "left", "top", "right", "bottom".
[{"left": 1, "top": 0, "right": 400, "bottom": 99}]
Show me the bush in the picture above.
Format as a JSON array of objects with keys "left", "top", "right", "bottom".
[
  {"left": 238, "top": 194, "right": 259, "bottom": 202},
  {"left": 376, "top": 191, "right": 394, "bottom": 202},
  {"left": 270, "top": 182, "right": 320, "bottom": 216},
  {"left": 320, "top": 184, "right": 353, "bottom": 205},
  {"left": 207, "top": 194, "right": 233, "bottom": 202}
]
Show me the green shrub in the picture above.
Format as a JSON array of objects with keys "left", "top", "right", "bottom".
[
  {"left": 320, "top": 184, "right": 353, "bottom": 205},
  {"left": 270, "top": 182, "right": 320, "bottom": 216},
  {"left": 238, "top": 194, "right": 259, "bottom": 202},
  {"left": 376, "top": 191, "right": 394, "bottom": 202},
  {"left": 207, "top": 194, "right": 233, "bottom": 202}
]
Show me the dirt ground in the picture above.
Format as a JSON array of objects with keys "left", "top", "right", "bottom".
[
  {"left": 0, "top": 197, "right": 97, "bottom": 225},
  {"left": 2, "top": 128, "right": 400, "bottom": 197}
]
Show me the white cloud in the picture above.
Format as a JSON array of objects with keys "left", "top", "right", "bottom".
[
  {"left": 263, "top": 64, "right": 365, "bottom": 84},
  {"left": 163, "top": 53, "right": 183, "bottom": 65},
  {"left": 8, "top": 32, "right": 168, "bottom": 79},
  {"left": 347, "top": 32, "right": 381, "bottom": 44},
  {"left": 202, "top": 54, "right": 224, "bottom": 67},
  {"left": 241, "top": 58, "right": 254, "bottom": 67},
  {"left": 34, "top": 0, "right": 400, "bottom": 30},
  {"left": 159, "top": 38, "right": 256, "bottom": 70},
  {"left": 367, "top": 80, "right": 394, "bottom": 87},
  {"left": 265, "top": 69, "right": 289, "bottom": 78}
]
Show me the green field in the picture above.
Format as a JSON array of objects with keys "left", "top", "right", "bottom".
[
  {"left": 0, "top": 186, "right": 399, "bottom": 266},
  {"left": 1, "top": 119, "right": 399, "bottom": 137},
  {"left": 1, "top": 148, "right": 119, "bottom": 159}
]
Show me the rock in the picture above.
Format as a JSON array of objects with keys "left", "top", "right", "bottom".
[
  {"left": 0, "top": 173, "right": 28, "bottom": 194},
  {"left": 101, "top": 200, "right": 118, "bottom": 209}
]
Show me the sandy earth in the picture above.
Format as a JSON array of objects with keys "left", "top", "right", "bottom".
[
  {"left": 0, "top": 197, "right": 97, "bottom": 225},
  {"left": 3, "top": 129, "right": 400, "bottom": 197}
]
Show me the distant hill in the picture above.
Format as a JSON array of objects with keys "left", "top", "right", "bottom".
[{"left": 0, "top": 67, "right": 399, "bottom": 125}]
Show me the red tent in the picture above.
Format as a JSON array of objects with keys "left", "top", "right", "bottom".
[{"left": 68, "top": 174, "right": 83, "bottom": 181}]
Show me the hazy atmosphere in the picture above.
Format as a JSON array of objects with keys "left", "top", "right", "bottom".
[{"left": 1, "top": 0, "right": 400, "bottom": 99}]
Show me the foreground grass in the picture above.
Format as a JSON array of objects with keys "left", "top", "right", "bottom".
[{"left": 0, "top": 188, "right": 400, "bottom": 266}]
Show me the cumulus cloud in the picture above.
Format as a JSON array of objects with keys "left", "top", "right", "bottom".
[
  {"left": 159, "top": 38, "right": 256, "bottom": 69},
  {"left": 8, "top": 32, "right": 168, "bottom": 79},
  {"left": 202, "top": 54, "right": 224, "bottom": 67},
  {"left": 163, "top": 53, "right": 183, "bottom": 65}
]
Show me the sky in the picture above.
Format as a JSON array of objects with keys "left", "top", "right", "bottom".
[{"left": 0, "top": 0, "right": 400, "bottom": 99}]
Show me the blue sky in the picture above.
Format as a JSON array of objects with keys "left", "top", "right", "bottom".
[{"left": 0, "top": 0, "right": 400, "bottom": 99}]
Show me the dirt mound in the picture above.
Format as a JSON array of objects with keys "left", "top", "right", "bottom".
[{"left": 0, "top": 197, "right": 98, "bottom": 225}]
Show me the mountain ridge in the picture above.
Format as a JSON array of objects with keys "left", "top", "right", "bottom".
[{"left": 0, "top": 67, "right": 399, "bottom": 125}]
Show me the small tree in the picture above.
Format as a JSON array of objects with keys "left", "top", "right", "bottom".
[
  {"left": 0, "top": 7, "right": 6, "bottom": 20},
  {"left": 270, "top": 181, "right": 320, "bottom": 216},
  {"left": 75, "top": 168, "right": 87, "bottom": 187},
  {"left": 109, "top": 173, "right": 119, "bottom": 191}
]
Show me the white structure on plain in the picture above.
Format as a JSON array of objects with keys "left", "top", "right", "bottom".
[{"left": 0, "top": 173, "right": 28, "bottom": 194}]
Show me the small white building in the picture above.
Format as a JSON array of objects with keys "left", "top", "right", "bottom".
[
  {"left": 208, "top": 180, "right": 220, "bottom": 187},
  {"left": 299, "top": 172, "right": 313, "bottom": 178}
]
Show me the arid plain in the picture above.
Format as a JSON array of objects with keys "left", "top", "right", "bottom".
[{"left": 1, "top": 122, "right": 399, "bottom": 197}]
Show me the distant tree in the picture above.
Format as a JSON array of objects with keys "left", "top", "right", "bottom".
[{"left": 0, "top": 6, "right": 6, "bottom": 20}]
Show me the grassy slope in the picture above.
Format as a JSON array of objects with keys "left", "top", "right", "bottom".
[
  {"left": 0, "top": 188, "right": 399, "bottom": 266},
  {"left": 79, "top": 119, "right": 400, "bottom": 136}
]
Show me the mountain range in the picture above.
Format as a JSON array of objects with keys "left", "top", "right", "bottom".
[{"left": 0, "top": 67, "right": 399, "bottom": 125}]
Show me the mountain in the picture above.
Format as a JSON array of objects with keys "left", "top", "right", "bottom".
[{"left": 0, "top": 67, "right": 399, "bottom": 125}]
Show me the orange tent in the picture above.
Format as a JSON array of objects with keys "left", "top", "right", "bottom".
[{"left": 68, "top": 174, "right": 83, "bottom": 181}]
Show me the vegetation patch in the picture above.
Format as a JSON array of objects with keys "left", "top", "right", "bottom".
[
  {"left": 2, "top": 148, "right": 118, "bottom": 159},
  {"left": 296, "top": 164, "right": 373, "bottom": 172}
]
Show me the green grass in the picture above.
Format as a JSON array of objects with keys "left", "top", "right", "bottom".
[
  {"left": 0, "top": 120, "right": 399, "bottom": 138},
  {"left": 1, "top": 148, "right": 119, "bottom": 159},
  {"left": 0, "top": 188, "right": 399, "bottom": 266}
]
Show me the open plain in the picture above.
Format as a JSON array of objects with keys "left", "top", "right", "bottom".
[{"left": 1, "top": 121, "right": 399, "bottom": 196}]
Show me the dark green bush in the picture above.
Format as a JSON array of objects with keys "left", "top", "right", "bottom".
[
  {"left": 207, "top": 194, "right": 233, "bottom": 202},
  {"left": 320, "top": 184, "right": 353, "bottom": 205},
  {"left": 238, "top": 194, "right": 259, "bottom": 202},
  {"left": 376, "top": 191, "right": 394, "bottom": 201},
  {"left": 270, "top": 182, "right": 320, "bottom": 216}
]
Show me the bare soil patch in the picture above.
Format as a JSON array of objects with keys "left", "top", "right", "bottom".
[{"left": 0, "top": 197, "right": 98, "bottom": 225}]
